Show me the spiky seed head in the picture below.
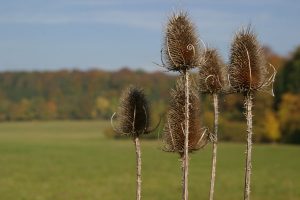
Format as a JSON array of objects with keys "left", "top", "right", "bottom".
[
  {"left": 229, "top": 27, "right": 270, "bottom": 94},
  {"left": 163, "top": 11, "right": 202, "bottom": 72},
  {"left": 117, "top": 86, "right": 149, "bottom": 137},
  {"left": 198, "top": 48, "right": 227, "bottom": 93},
  {"left": 163, "top": 77, "right": 208, "bottom": 157}
]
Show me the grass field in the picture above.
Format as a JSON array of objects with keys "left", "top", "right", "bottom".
[{"left": 0, "top": 121, "right": 299, "bottom": 200}]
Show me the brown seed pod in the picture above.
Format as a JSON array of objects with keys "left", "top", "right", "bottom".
[
  {"left": 163, "top": 77, "right": 208, "bottom": 157},
  {"left": 228, "top": 27, "right": 275, "bottom": 94},
  {"left": 198, "top": 48, "right": 227, "bottom": 94},
  {"left": 114, "top": 86, "right": 150, "bottom": 137},
  {"left": 163, "top": 11, "right": 202, "bottom": 72}
]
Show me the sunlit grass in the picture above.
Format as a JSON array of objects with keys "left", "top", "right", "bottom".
[{"left": 0, "top": 121, "right": 299, "bottom": 200}]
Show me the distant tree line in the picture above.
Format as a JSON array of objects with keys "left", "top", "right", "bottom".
[
  {"left": 0, "top": 47, "right": 299, "bottom": 143},
  {"left": 0, "top": 68, "right": 174, "bottom": 121}
]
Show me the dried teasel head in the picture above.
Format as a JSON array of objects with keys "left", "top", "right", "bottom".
[
  {"left": 112, "top": 86, "right": 150, "bottom": 137},
  {"left": 198, "top": 48, "right": 227, "bottom": 94},
  {"left": 228, "top": 26, "right": 276, "bottom": 95},
  {"left": 162, "top": 11, "right": 203, "bottom": 72},
  {"left": 163, "top": 77, "right": 208, "bottom": 157}
]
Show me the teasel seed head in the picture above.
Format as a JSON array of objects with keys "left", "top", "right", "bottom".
[
  {"left": 163, "top": 11, "right": 202, "bottom": 72},
  {"left": 163, "top": 77, "right": 208, "bottom": 157},
  {"left": 112, "top": 86, "right": 150, "bottom": 137},
  {"left": 198, "top": 48, "right": 227, "bottom": 94},
  {"left": 228, "top": 26, "right": 276, "bottom": 95}
]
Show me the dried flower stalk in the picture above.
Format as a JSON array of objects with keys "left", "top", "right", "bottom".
[
  {"left": 161, "top": 11, "right": 205, "bottom": 200},
  {"left": 228, "top": 27, "right": 276, "bottom": 200},
  {"left": 111, "top": 86, "right": 150, "bottom": 200},
  {"left": 163, "top": 77, "right": 208, "bottom": 199},
  {"left": 198, "top": 48, "right": 226, "bottom": 200}
]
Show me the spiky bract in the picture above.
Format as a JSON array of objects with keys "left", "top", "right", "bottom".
[
  {"left": 198, "top": 49, "right": 227, "bottom": 94},
  {"left": 163, "top": 11, "right": 202, "bottom": 72},
  {"left": 229, "top": 27, "right": 273, "bottom": 94},
  {"left": 163, "top": 77, "right": 208, "bottom": 157},
  {"left": 117, "top": 86, "right": 149, "bottom": 137}
]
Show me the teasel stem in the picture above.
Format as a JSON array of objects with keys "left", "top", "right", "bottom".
[
  {"left": 244, "top": 92, "right": 253, "bottom": 200},
  {"left": 182, "top": 70, "right": 190, "bottom": 200},
  {"left": 134, "top": 136, "right": 142, "bottom": 200},
  {"left": 209, "top": 93, "right": 219, "bottom": 200}
]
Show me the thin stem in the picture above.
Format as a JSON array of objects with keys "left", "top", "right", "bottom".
[
  {"left": 183, "top": 71, "right": 190, "bottom": 200},
  {"left": 209, "top": 93, "right": 219, "bottom": 200},
  {"left": 244, "top": 93, "right": 253, "bottom": 200},
  {"left": 181, "top": 159, "right": 185, "bottom": 200},
  {"left": 134, "top": 137, "right": 142, "bottom": 200}
]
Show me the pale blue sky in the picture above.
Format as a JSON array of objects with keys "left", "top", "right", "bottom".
[{"left": 0, "top": 0, "right": 299, "bottom": 71}]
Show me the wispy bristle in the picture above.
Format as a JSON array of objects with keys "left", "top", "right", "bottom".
[
  {"left": 117, "top": 86, "right": 149, "bottom": 137},
  {"left": 163, "top": 11, "right": 202, "bottom": 72},
  {"left": 163, "top": 77, "right": 208, "bottom": 157},
  {"left": 229, "top": 27, "right": 269, "bottom": 93},
  {"left": 198, "top": 48, "right": 227, "bottom": 93}
]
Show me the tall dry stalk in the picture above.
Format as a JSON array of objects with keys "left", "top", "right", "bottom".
[
  {"left": 198, "top": 48, "right": 227, "bottom": 200},
  {"left": 163, "top": 77, "right": 208, "bottom": 200},
  {"left": 134, "top": 136, "right": 142, "bottom": 200},
  {"left": 209, "top": 93, "right": 218, "bottom": 200},
  {"left": 183, "top": 71, "right": 190, "bottom": 200},
  {"left": 161, "top": 11, "right": 204, "bottom": 200},
  {"left": 228, "top": 27, "right": 276, "bottom": 200},
  {"left": 111, "top": 86, "right": 152, "bottom": 200},
  {"left": 163, "top": 77, "right": 206, "bottom": 200},
  {"left": 244, "top": 92, "right": 253, "bottom": 200}
]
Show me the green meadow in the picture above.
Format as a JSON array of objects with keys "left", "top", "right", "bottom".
[{"left": 0, "top": 121, "right": 299, "bottom": 200}]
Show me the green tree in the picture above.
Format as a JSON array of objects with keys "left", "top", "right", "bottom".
[{"left": 275, "top": 46, "right": 300, "bottom": 106}]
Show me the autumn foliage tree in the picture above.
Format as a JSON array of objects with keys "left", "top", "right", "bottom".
[{"left": 278, "top": 93, "right": 300, "bottom": 143}]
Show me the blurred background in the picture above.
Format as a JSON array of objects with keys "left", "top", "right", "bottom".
[
  {"left": 0, "top": 0, "right": 299, "bottom": 199},
  {"left": 0, "top": 0, "right": 299, "bottom": 143}
]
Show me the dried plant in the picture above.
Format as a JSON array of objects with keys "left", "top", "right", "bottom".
[
  {"left": 229, "top": 27, "right": 276, "bottom": 95},
  {"left": 228, "top": 26, "right": 276, "bottom": 200},
  {"left": 163, "top": 77, "right": 208, "bottom": 156},
  {"left": 163, "top": 76, "right": 208, "bottom": 200},
  {"left": 113, "top": 86, "right": 150, "bottom": 137},
  {"left": 198, "top": 49, "right": 227, "bottom": 94},
  {"left": 111, "top": 86, "right": 151, "bottom": 200},
  {"left": 197, "top": 48, "right": 227, "bottom": 200},
  {"left": 162, "top": 11, "right": 202, "bottom": 72},
  {"left": 160, "top": 11, "right": 205, "bottom": 200}
]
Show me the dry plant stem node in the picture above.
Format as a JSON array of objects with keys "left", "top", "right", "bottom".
[
  {"left": 244, "top": 92, "right": 253, "bottom": 200},
  {"left": 209, "top": 93, "right": 219, "bottom": 200}
]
